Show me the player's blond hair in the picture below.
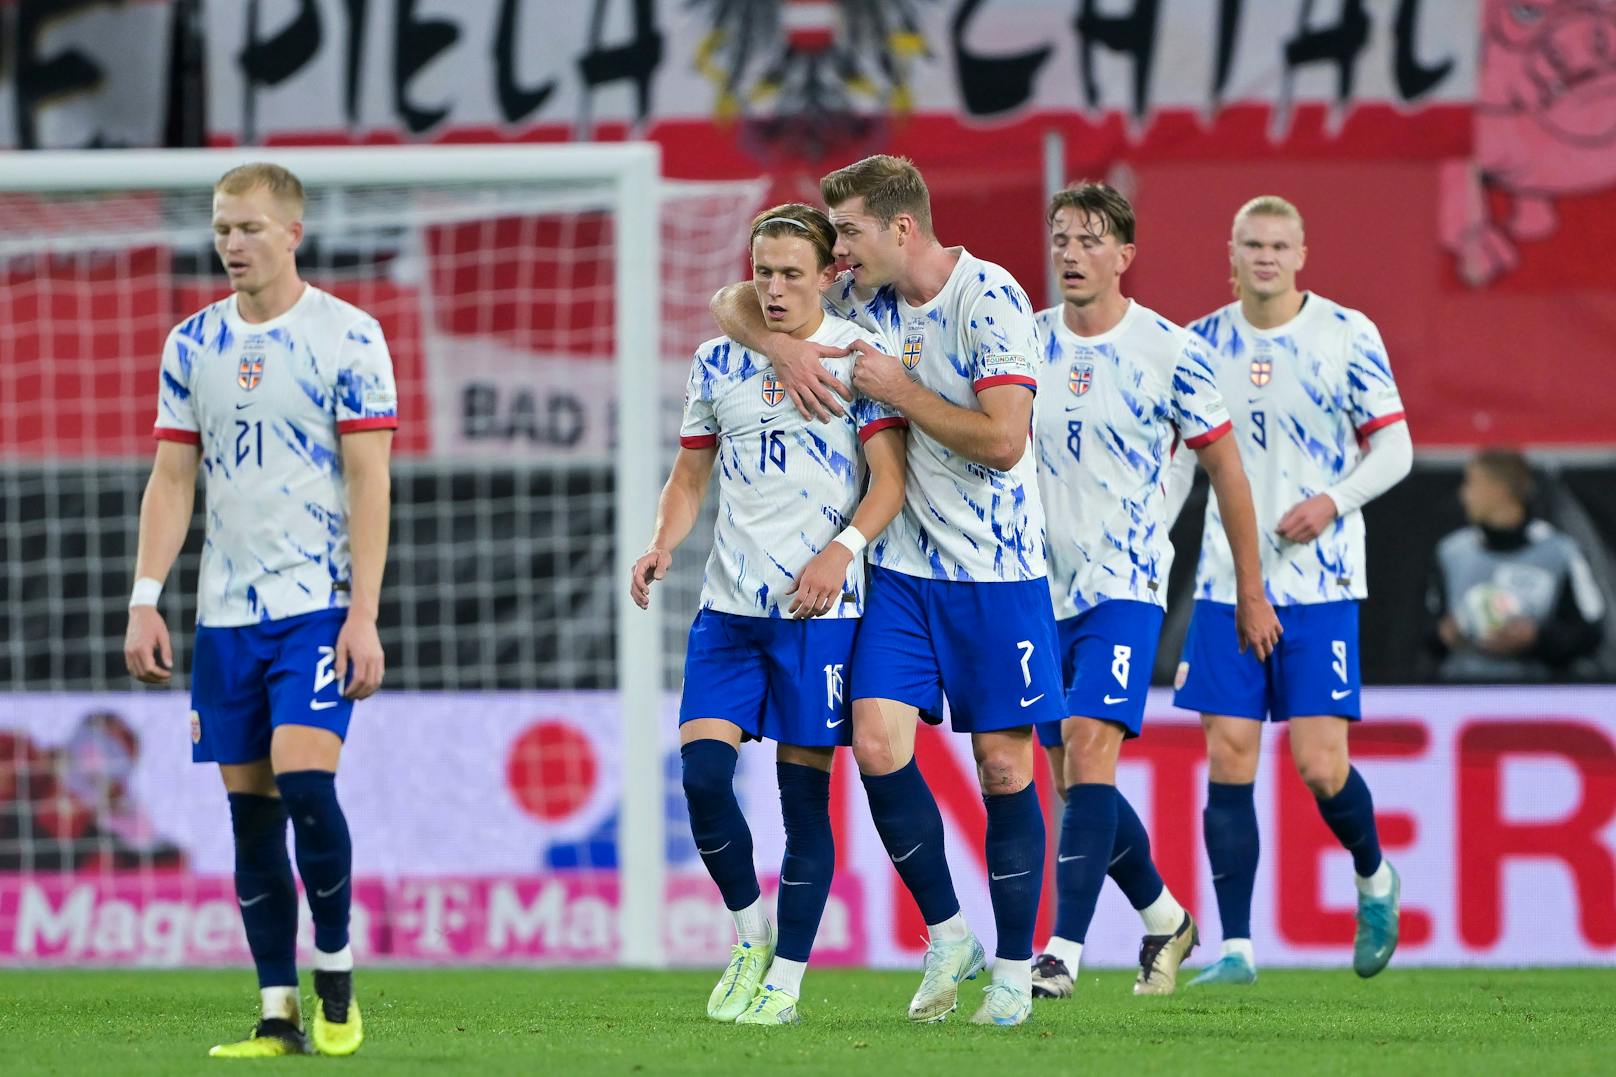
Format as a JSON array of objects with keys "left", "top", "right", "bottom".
[
  {"left": 1232, "top": 195, "right": 1304, "bottom": 237},
  {"left": 820, "top": 155, "right": 933, "bottom": 236},
  {"left": 749, "top": 203, "right": 837, "bottom": 270},
  {"left": 1048, "top": 181, "right": 1136, "bottom": 245},
  {"left": 1230, "top": 195, "right": 1304, "bottom": 297},
  {"left": 214, "top": 162, "right": 305, "bottom": 219}
]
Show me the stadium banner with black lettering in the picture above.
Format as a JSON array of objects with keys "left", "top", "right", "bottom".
[
  {"left": 0, "top": 0, "right": 176, "bottom": 149},
  {"left": 195, "top": 0, "right": 1616, "bottom": 448},
  {"left": 4, "top": 687, "right": 1614, "bottom": 968}
]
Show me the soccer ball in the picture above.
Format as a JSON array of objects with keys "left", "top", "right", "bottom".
[{"left": 1457, "top": 582, "right": 1522, "bottom": 639}]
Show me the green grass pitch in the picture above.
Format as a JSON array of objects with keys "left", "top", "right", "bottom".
[{"left": 4, "top": 967, "right": 1611, "bottom": 1075}]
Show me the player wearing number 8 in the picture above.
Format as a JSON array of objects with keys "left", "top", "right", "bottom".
[
  {"left": 631, "top": 204, "right": 907, "bottom": 1025},
  {"left": 1028, "top": 183, "right": 1279, "bottom": 1001},
  {"left": 123, "top": 164, "right": 397, "bottom": 1057},
  {"left": 1167, "top": 195, "right": 1414, "bottom": 985}
]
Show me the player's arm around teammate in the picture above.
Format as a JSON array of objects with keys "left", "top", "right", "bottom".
[{"left": 710, "top": 285, "right": 853, "bottom": 422}]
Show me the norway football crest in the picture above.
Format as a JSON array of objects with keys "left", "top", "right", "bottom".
[
  {"left": 1069, "top": 360, "right": 1094, "bottom": 396},
  {"left": 1249, "top": 356, "right": 1273, "bottom": 387},
  {"left": 238, "top": 348, "right": 266, "bottom": 390},
  {"left": 760, "top": 376, "right": 785, "bottom": 407},
  {"left": 901, "top": 329, "right": 925, "bottom": 370}
]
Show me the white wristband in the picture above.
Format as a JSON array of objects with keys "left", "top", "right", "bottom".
[
  {"left": 831, "top": 526, "right": 868, "bottom": 557},
  {"left": 129, "top": 577, "right": 163, "bottom": 608}
]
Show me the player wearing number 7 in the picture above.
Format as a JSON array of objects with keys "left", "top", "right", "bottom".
[
  {"left": 1168, "top": 195, "right": 1414, "bottom": 985},
  {"left": 1028, "top": 183, "right": 1280, "bottom": 1002},
  {"left": 632, "top": 204, "right": 907, "bottom": 1026},
  {"left": 122, "top": 164, "right": 396, "bottom": 1058}
]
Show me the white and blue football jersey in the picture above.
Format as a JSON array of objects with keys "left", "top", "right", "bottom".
[
  {"left": 679, "top": 315, "right": 904, "bottom": 619},
  {"left": 1033, "top": 301, "right": 1230, "bottom": 619},
  {"left": 153, "top": 285, "right": 399, "bottom": 627},
  {"left": 824, "top": 250, "right": 1048, "bottom": 583},
  {"left": 1188, "top": 294, "right": 1406, "bottom": 606}
]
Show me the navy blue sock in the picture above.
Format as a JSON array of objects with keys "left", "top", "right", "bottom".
[
  {"left": 775, "top": 762, "right": 834, "bottom": 963},
  {"left": 1314, "top": 766, "right": 1384, "bottom": 877},
  {"left": 276, "top": 766, "right": 352, "bottom": 950},
  {"left": 1108, "top": 792, "right": 1166, "bottom": 910},
  {"left": 1051, "top": 783, "right": 1116, "bottom": 944},
  {"left": 984, "top": 783, "right": 1045, "bottom": 961},
  {"left": 228, "top": 792, "right": 298, "bottom": 987},
  {"left": 1203, "top": 781, "right": 1259, "bottom": 940},
  {"left": 860, "top": 758, "right": 959, "bottom": 926},
  {"left": 275, "top": 770, "right": 353, "bottom": 955},
  {"left": 680, "top": 740, "right": 759, "bottom": 911}
]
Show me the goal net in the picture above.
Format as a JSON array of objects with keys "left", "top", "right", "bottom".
[{"left": 0, "top": 146, "right": 765, "bottom": 967}]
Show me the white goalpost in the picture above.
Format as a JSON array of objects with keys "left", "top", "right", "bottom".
[{"left": 0, "top": 145, "right": 760, "bottom": 969}]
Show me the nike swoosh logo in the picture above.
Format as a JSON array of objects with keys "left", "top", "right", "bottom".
[
  {"left": 761, "top": 415, "right": 778, "bottom": 424},
  {"left": 1019, "top": 694, "right": 1045, "bottom": 708},
  {"left": 314, "top": 875, "right": 349, "bottom": 898},
  {"left": 310, "top": 699, "right": 338, "bottom": 711},
  {"left": 990, "top": 870, "right": 1031, "bottom": 881},
  {"left": 1103, "top": 695, "right": 1128, "bottom": 705},
  {"left": 238, "top": 893, "right": 268, "bottom": 907},
  {"left": 826, "top": 717, "right": 846, "bottom": 729},
  {"left": 779, "top": 879, "right": 811, "bottom": 886},
  {"left": 235, "top": 402, "right": 254, "bottom": 410},
  {"left": 1057, "top": 854, "right": 1085, "bottom": 863},
  {"left": 892, "top": 843, "right": 923, "bottom": 863},
  {"left": 698, "top": 841, "right": 731, "bottom": 856},
  {"left": 1331, "top": 689, "right": 1353, "bottom": 700}
]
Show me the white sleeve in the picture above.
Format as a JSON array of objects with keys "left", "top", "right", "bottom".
[
  {"left": 1322, "top": 420, "right": 1413, "bottom": 516},
  {"left": 1163, "top": 445, "right": 1199, "bottom": 526}
]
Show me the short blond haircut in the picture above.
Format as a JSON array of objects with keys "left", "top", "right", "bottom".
[
  {"left": 749, "top": 203, "right": 837, "bottom": 270},
  {"left": 1233, "top": 194, "right": 1304, "bottom": 237},
  {"left": 214, "top": 162, "right": 305, "bottom": 218},
  {"left": 820, "top": 155, "right": 933, "bottom": 236}
]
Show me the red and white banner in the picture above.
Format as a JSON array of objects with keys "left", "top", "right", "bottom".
[{"left": 3, "top": 687, "right": 1614, "bottom": 967}]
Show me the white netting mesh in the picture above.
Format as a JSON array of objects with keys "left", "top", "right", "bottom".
[{"left": 0, "top": 165, "right": 763, "bottom": 964}]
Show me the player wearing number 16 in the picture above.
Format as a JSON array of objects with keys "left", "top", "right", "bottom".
[
  {"left": 631, "top": 204, "right": 907, "bottom": 1026},
  {"left": 122, "top": 163, "right": 397, "bottom": 1058}
]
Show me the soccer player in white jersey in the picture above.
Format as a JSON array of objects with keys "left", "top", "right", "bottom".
[
  {"left": 1167, "top": 195, "right": 1414, "bottom": 985},
  {"left": 714, "top": 156, "right": 1065, "bottom": 1027},
  {"left": 632, "top": 204, "right": 907, "bottom": 1026},
  {"left": 123, "top": 164, "right": 394, "bottom": 1058},
  {"left": 1027, "top": 183, "right": 1281, "bottom": 1001}
]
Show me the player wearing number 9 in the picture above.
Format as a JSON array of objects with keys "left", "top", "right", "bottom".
[
  {"left": 1027, "top": 182, "right": 1279, "bottom": 1003},
  {"left": 629, "top": 203, "right": 907, "bottom": 1025},
  {"left": 1166, "top": 195, "right": 1415, "bottom": 987},
  {"left": 124, "top": 163, "right": 396, "bottom": 1058}
]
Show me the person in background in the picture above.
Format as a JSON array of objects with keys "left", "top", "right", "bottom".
[{"left": 1427, "top": 448, "right": 1605, "bottom": 681}]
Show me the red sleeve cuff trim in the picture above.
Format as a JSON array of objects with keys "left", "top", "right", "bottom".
[
  {"left": 858, "top": 417, "right": 908, "bottom": 443},
  {"left": 1355, "top": 411, "right": 1406, "bottom": 438},
  {"left": 1184, "top": 420, "right": 1233, "bottom": 450},
  {"left": 974, "top": 374, "right": 1037, "bottom": 393},
  {"left": 680, "top": 434, "right": 718, "bottom": 449},
  {"left": 153, "top": 427, "right": 201, "bottom": 445},
  {"left": 338, "top": 416, "right": 399, "bottom": 434}
]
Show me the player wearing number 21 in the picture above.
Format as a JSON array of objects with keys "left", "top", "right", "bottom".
[
  {"left": 123, "top": 163, "right": 396, "bottom": 1058},
  {"left": 1167, "top": 195, "right": 1414, "bottom": 986},
  {"left": 631, "top": 204, "right": 907, "bottom": 1026}
]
